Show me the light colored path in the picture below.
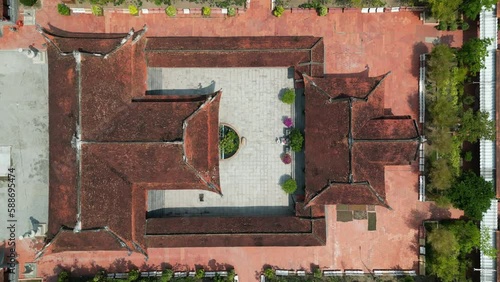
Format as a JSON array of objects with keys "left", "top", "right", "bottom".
[
  {"left": 148, "top": 68, "right": 294, "bottom": 217},
  {"left": 0, "top": 51, "right": 49, "bottom": 240}
]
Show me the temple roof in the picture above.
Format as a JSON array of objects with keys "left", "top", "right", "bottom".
[{"left": 303, "top": 73, "right": 420, "bottom": 208}]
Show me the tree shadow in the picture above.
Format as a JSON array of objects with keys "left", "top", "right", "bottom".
[
  {"left": 439, "top": 35, "right": 455, "bottom": 46},
  {"left": 406, "top": 209, "right": 428, "bottom": 229},
  {"left": 411, "top": 42, "right": 429, "bottom": 78}
]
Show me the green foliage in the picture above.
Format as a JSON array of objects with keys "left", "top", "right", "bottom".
[
  {"left": 91, "top": 5, "right": 104, "bottom": 15},
  {"left": 202, "top": 6, "right": 211, "bottom": 16},
  {"left": 128, "top": 269, "right": 140, "bottom": 281},
  {"left": 449, "top": 21, "right": 458, "bottom": 31},
  {"left": 464, "top": 151, "right": 473, "bottom": 162},
  {"left": 480, "top": 227, "right": 498, "bottom": 259},
  {"left": 93, "top": 271, "right": 106, "bottom": 282},
  {"left": 58, "top": 270, "right": 70, "bottom": 282},
  {"left": 427, "top": 0, "right": 461, "bottom": 22},
  {"left": 447, "top": 171, "right": 494, "bottom": 220},
  {"left": 458, "top": 109, "right": 495, "bottom": 143},
  {"left": 317, "top": 5, "right": 327, "bottom": 16},
  {"left": 226, "top": 269, "right": 236, "bottom": 281},
  {"left": 227, "top": 7, "right": 236, "bottom": 16},
  {"left": 195, "top": 269, "right": 205, "bottom": 279},
  {"left": 19, "top": 0, "right": 37, "bottom": 6},
  {"left": 129, "top": 5, "right": 139, "bottom": 15},
  {"left": 313, "top": 268, "right": 322, "bottom": 278},
  {"left": 220, "top": 127, "right": 239, "bottom": 156},
  {"left": 461, "top": 21, "right": 470, "bottom": 30},
  {"left": 282, "top": 178, "right": 297, "bottom": 194},
  {"left": 428, "top": 158, "right": 454, "bottom": 191},
  {"left": 289, "top": 128, "right": 304, "bottom": 152},
  {"left": 263, "top": 268, "right": 275, "bottom": 279},
  {"left": 460, "top": 0, "right": 496, "bottom": 20},
  {"left": 437, "top": 21, "right": 448, "bottom": 30},
  {"left": 281, "top": 88, "right": 295, "bottom": 104},
  {"left": 161, "top": 269, "right": 174, "bottom": 282},
  {"left": 165, "top": 5, "right": 176, "bottom": 16},
  {"left": 457, "top": 37, "right": 493, "bottom": 75},
  {"left": 57, "top": 3, "right": 71, "bottom": 15},
  {"left": 273, "top": 5, "right": 285, "bottom": 17}
]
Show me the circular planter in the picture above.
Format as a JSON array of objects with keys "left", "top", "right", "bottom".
[{"left": 219, "top": 123, "right": 241, "bottom": 160}]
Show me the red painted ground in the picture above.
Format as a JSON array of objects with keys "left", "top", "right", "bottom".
[{"left": 0, "top": 1, "right": 465, "bottom": 281}]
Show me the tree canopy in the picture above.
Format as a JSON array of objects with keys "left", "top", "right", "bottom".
[
  {"left": 457, "top": 38, "right": 493, "bottom": 75},
  {"left": 426, "top": 0, "right": 462, "bottom": 22},
  {"left": 458, "top": 109, "right": 495, "bottom": 143},
  {"left": 447, "top": 171, "right": 495, "bottom": 220},
  {"left": 460, "top": 0, "right": 496, "bottom": 20}
]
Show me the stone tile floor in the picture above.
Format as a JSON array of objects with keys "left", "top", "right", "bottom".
[{"left": 147, "top": 68, "right": 294, "bottom": 217}]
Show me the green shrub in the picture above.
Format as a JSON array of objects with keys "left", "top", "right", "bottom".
[
  {"left": 317, "top": 5, "right": 327, "bottom": 16},
  {"left": 273, "top": 5, "right": 285, "bottom": 17},
  {"left": 202, "top": 6, "right": 211, "bottom": 16},
  {"left": 289, "top": 128, "right": 304, "bottom": 152},
  {"left": 227, "top": 7, "right": 236, "bottom": 16},
  {"left": 220, "top": 127, "right": 239, "bottom": 155},
  {"left": 195, "top": 269, "right": 205, "bottom": 279},
  {"left": 227, "top": 269, "right": 236, "bottom": 281},
  {"left": 129, "top": 5, "right": 139, "bottom": 15},
  {"left": 93, "top": 271, "right": 106, "bottom": 282},
  {"left": 281, "top": 88, "right": 295, "bottom": 104},
  {"left": 154, "top": 0, "right": 162, "bottom": 5},
  {"left": 449, "top": 21, "right": 458, "bottom": 31},
  {"left": 91, "top": 5, "right": 103, "bottom": 16},
  {"left": 58, "top": 270, "right": 70, "bottom": 282},
  {"left": 57, "top": 4, "right": 71, "bottom": 15},
  {"left": 282, "top": 178, "right": 297, "bottom": 194},
  {"left": 437, "top": 21, "right": 448, "bottom": 30},
  {"left": 461, "top": 21, "right": 470, "bottom": 31},
  {"left": 464, "top": 151, "right": 473, "bottom": 162},
  {"left": 263, "top": 268, "right": 275, "bottom": 279},
  {"left": 165, "top": 5, "right": 176, "bottom": 16},
  {"left": 161, "top": 269, "right": 173, "bottom": 282},
  {"left": 313, "top": 268, "right": 322, "bottom": 278},
  {"left": 128, "top": 269, "right": 140, "bottom": 281},
  {"left": 19, "top": 0, "right": 37, "bottom": 6}
]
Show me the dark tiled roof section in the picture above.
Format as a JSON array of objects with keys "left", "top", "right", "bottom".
[
  {"left": 39, "top": 228, "right": 128, "bottom": 256},
  {"left": 146, "top": 216, "right": 312, "bottom": 234},
  {"left": 353, "top": 142, "right": 418, "bottom": 165},
  {"left": 52, "top": 36, "right": 126, "bottom": 54},
  {"left": 145, "top": 37, "right": 321, "bottom": 51},
  {"left": 304, "top": 76, "right": 350, "bottom": 193},
  {"left": 145, "top": 219, "right": 326, "bottom": 248},
  {"left": 47, "top": 46, "right": 78, "bottom": 236},
  {"left": 307, "top": 183, "right": 381, "bottom": 206},
  {"left": 355, "top": 119, "right": 419, "bottom": 140},
  {"left": 184, "top": 92, "right": 222, "bottom": 192}
]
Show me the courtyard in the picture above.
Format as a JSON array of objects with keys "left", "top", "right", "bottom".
[{"left": 147, "top": 68, "right": 297, "bottom": 217}]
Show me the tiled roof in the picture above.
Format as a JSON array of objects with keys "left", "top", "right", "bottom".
[{"left": 303, "top": 73, "right": 420, "bottom": 208}]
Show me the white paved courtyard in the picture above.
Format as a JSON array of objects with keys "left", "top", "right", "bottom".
[{"left": 147, "top": 68, "right": 295, "bottom": 216}]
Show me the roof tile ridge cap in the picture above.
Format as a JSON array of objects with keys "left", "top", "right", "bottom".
[
  {"left": 302, "top": 74, "right": 336, "bottom": 101},
  {"left": 364, "top": 181, "right": 392, "bottom": 210},
  {"left": 361, "top": 71, "right": 391, "bottom": 102},
  {"left": 183, "top": 90, "right": 221, "bottom": 128},
  {"left": 183, "top": 159, "right": 221, "bottom": 194},
  {"left": 101, "top": 226, "right": 135, "bottom": 254},
  {"left": 35, "top": 226, "right": 67, "bottom": 260},
  {"left": 304, "top": 181, "right": 339, "bottom": 208}
]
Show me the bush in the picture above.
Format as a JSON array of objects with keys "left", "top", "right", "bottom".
[
  {"left": 289, "top": 128, "right": 304, "bottom": 152},
  {"left": 92, "top": 5, "right": 103, "bottom": 16},
  {"left": 129, "top": 5, "right": 139, "bottom": 15},
  {"left": 282, "top": 178, "right": 297, "bottom": 194},
  {"left": 194, "top": 269, "right": 205, "bottom": 279},
  {"left": 57, "top": 4, "right": 71, "bottom": 15},
  {"left": 220, "top": 127, "right": 239, "bottom": 156},
  {"left": 317, "top": 5, "right": 327, "bottom": 16},
  {"left": 313, "top": 268, "right": 322, "bottom": 278},
  {"left": 128, "top": 269, "right": 140, "bottom": 281},
  {"left": 227, "top": 7, "right": 236, "bottom": 16},
  {"left": 58, "top": 270, "right": 70, "bottom": 282},
  {"left": 227, "top": 269, "right": 236, "bottom": 281},
  {"left": 464, "top": 151, "right": 473, "bottom": 162},
  {"left": 165, "top": 5, "right": 176, "bottom": 16},
  {"left": 437, "top": 21, "right": 448, "bottom": 30},
  {"left": 449, "top": 21, "right": 458, "bottom": 31},
  {"left": 273, "top": 5, "right": 285, "bottom": 17},
  {"left": 280, "top": 88, "right": 295, "bottom": 104},
  {"left": 161, "top": 269, "right": 173, "bottom": 282},
  {"left": 263, "top": 268, "right": 275, "bottom": 279},
  {"left": 202, "top": 6, "right": 211, "bottom": 16},
  {"left": 281, "top": 153, "right": 291, "bottom": 164},
  {"left": 19, "top": 0, "right": 37, "bottom": 6},
  {"left": 461, "top": 21, "right": 470, "bottom": 31}
]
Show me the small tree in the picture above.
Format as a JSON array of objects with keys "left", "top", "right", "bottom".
[
  {"left": 480, "top": 227, "right": 498, "bottom": 259},
  {"left": 161, "top": 269, "right": 174, "bottom": 282},
  {"left": 289, "top": 128, "right": 304, "bottom": 152},
  {"left": 129, "top": 5, "right": 139, "bottom": 15},
  {"left": 128, "top": 269, "right": 140, "bottom": 281},
  {"left": 19, "top": 0, "right": 37, "bottom": 6},
  {"left": 280, "top": 88, "right": 295, "bottom": 104},
  {"left": 460, "top": 0, "right": 496, "bottom": 20},
  {"left": 92, "top": 5, "right": 104, "bottom": 16},
  {"left": 282, "top": 178, "right": 297, "bottom": 194},
  {"left": 227, "top": 7, "right": 236, "bottom": 16},
  {"left": 57, "top": 4, "right": 71, "bottom": 16},
  {"left": 317, "top": 5, "right": 327, "bottom": 16},
  {"left": 313, "top": 268, "right": 322, "bottom": 278},
  {"left": 165, "top": 6, "right": 176, "bottom": 17},
  {"left": 263, "top": 268, "right": 275, "bottom": 279},
  {"left": 202, "top": 6, "right": 211, "bottom": 16},
  {"left": 449, "top": 21, "right": 458, "bottom": 31},
  {"left": 457, "top": 38, "right": 493, "bottom": 75},
  {"left": 273, "top": 5, "right": 285, "bottom": 17},
  {"left": 447, "top": 171, "right": 495, "bottom": 220},
  {"left": 57, "top": 270, "right": 70, "bottom": 282},
  {"left": 457, "top": 109, "right": 495, "bottom": 143},
  {"left": 427, "top": 0, "right": 462, "bottom": 22},
  {"left": 195, "top": 269, "right": 205, "bottom": 279}
]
